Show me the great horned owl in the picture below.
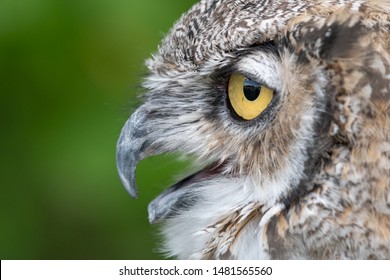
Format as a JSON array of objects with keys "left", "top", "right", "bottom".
[{"left": 116, "top": 0, "right": 390, "bottom": 259}]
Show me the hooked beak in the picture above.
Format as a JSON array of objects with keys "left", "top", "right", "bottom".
[
  {"left": 116, "top": 106, "right": 149, "bottom": 198},
  {"left": 116, "top": 104, "right": 224, "bottom": 223}
]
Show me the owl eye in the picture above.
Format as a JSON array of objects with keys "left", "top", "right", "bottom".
[{"left": 228, "top": 73, "right": 274, "bottom": 120}]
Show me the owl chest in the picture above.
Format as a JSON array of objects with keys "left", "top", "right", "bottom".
[{"left": 261, "top": 155, "right": 390, "bottom": 259}]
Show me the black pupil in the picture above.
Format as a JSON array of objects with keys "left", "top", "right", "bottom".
[{"left": 243, "top": 79, "right": 261, "bottom": 101}]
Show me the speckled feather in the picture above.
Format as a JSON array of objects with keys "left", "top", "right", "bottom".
[{"left": 117, "top": 0, "right": 390, "bottom": 259}]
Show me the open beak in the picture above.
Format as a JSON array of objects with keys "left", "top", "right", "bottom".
[
  {"left": 116, "top": 105, "right": 199, "bottom": 223},
  {"left": 116, "top": 105, "right": 224, "bottom": 223}
]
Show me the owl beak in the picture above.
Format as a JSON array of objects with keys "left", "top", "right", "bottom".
[{"left": 116, "top": 106, "right": 150, "bottom": 198}]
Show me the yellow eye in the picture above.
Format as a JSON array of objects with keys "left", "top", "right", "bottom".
[{"left": 228, "top": 73, "right": 274, "bottom": 120}]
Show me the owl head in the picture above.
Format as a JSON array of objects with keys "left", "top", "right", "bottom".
[{"left": 117, "top": 0, "right": 390, "bottom": 259}]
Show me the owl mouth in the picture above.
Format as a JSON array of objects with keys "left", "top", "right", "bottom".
[
  {"left": 147, "top": 162, "right": 226, "bottom": 223},
  {"left": 116, "top": 106, "right": 226, "bottom": 222}
]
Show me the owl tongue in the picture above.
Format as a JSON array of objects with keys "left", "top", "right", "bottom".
[{"left": 147, "top": 162, "right": 225, "bottom": 224}]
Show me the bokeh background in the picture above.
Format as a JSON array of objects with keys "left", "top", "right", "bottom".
[{"left": 0, "top": 0, "right": 198, "bottom": 259}]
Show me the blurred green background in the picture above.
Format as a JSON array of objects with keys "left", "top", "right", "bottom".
[{"left": 0, "top": 0, "right": 197, "bottom": 259}]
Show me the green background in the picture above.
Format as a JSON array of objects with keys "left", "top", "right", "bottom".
[{"left": 0, "top": 0, "right": 197, "bottom": 259}]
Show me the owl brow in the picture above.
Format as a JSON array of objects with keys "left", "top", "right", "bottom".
[
  {"left": 209, "top": 64, "right": 234, "bottom": 82},
  {"left": 209, "top": 40, "right": 278, "bottom": 81},
  {"left": 235, "top": 40, "right": 278, "bottom": 57}
]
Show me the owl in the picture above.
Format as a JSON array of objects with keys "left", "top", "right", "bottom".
[{"left": 116, "top": 0, "right": 390, "bottom": 259}]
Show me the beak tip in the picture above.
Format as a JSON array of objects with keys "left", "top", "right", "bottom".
[
  {"left": 148, "top": 200, "right": 159, "bottom": 224},
  {"left": 148, "top": 208, "right": 156, "bottom": 224},
  {"left": 126, "top": 184, "right": 138, "bottom": 199},
  {"left": 118, "top": 171, "right": 139, "bottom": 199}
]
